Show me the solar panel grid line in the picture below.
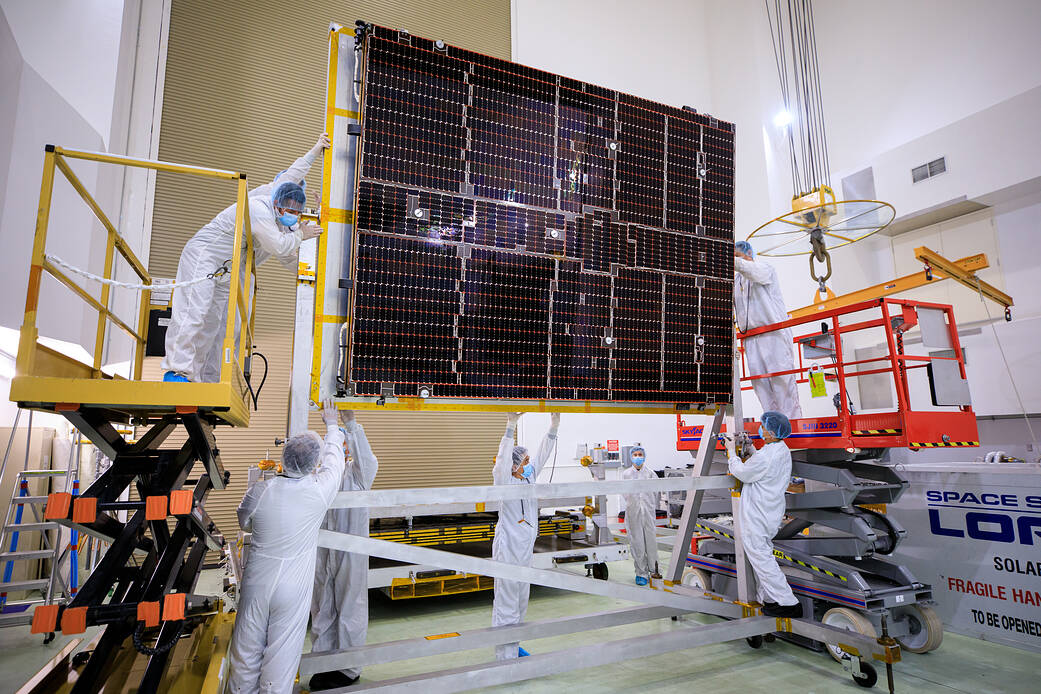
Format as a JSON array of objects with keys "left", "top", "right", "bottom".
[{"left": 346, "top": 25, "right": 735, "bottom": 404}]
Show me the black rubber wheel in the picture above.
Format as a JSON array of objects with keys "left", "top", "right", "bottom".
[
  {"left": 591, "top": 563, "right": 608, "bottom": 580},
  {"left": 852, "top": 661, "right": 878, "bottom": 688},
  {"left": 72, "top": 650, "right": 92, "bottom": 666},
  {"left": 763, "top": 633, "right": 776, "bottom": 643},
  {"left": 746, "top": 635, "right": 764, "bottom": 649}
]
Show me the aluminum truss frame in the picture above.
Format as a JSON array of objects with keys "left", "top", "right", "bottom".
[{"left": 310, "top": 455, "right": 901, "bottom": 693}]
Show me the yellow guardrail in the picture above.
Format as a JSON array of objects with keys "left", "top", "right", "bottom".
[{"left": 16, "top": 144, "right": 256, "bottom": 394}]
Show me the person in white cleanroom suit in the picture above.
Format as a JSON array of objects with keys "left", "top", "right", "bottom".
[
  {"left": 492, "top": 411, "right": 560, "bottom": 660},
  {"left": 733, "top": 240, "right": 803, "bottom": 420},
  {"left": 725, "top": 410, "right": 802, "bottom": 618},
  {"left": 161, "top": 133, "right": 329, "bottom": 383},
  {"left": 621, "top": 446, "right": 660, "bottom": 586},
  {"left": 228, "top": 399, "right": 347, "bottom": 694},
  {"left": 308, "top": 410, "right": 379, "bottom": 691}
]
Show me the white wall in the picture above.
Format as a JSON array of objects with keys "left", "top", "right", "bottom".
[
  {"left": 812, "top": 0, "right": 1041, "bottom": 178},
  {"left": 0, "top": 0, "right": 124, "bottom": 150},
  {"left": 512, "top": 0, "right": 714, "bottom": 117}
]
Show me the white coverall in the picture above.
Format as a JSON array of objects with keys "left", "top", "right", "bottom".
[
  {"left": 728, "top": 441, "right": 799, "bottom": 606},
  {"left": 491, "top": 421, "right": 559, "bottom": 660},
  {"left": 161, "top": 151, "right": 317, "bottom": 382},
  {"left": 310, "top": 420, "right": 379, "bottom": 680},
  {"left": 734, "top": 256, "right": 803, "bottom": 420},
  {"left": 228, "top": 425, "right": 344, "bottom": 694},
  {"left": 621, "top": 464, "right": 660, "bottom": 579}
]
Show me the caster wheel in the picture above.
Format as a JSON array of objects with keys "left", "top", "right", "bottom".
[
  {"left": 745, "top": 635, "right": 764, "bottom": 649},
  {"left": 72, "top": 650, "right": 92, "bottom": 666},
  {"left": 591, "top": 563, "right": 608, "bottom": 580},
  {"left": 763, "top": 633, "right": 776, "bottom": 643},
  {"left": 852, "top": 661, "right": 878, "bottom": 688},
  {"left": 822, "top": 607, "right": 877, "bottom": 663},
  {"left": 671, "top": 616, "right": 678, "bottom": 621},
  {"left": 895, "top": 604, "right": 944, "bottom": 653}
]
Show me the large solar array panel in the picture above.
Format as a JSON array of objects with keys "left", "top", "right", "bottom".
[{"left": 344, "top": 24, "right": 735, "bottom": 404}]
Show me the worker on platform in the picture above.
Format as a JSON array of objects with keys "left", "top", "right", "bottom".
[
  {"left": 492, "top": 411, "right": 561, "bottom": 659},
  {"left": 621, "top": 446, "right": 660, "bottom": 586},
  {"left": 162, "top": 133, "right": 330, "bottom": 383},
  {"left": 228, "top": 399, "right": 348, "bottom": 694},
  {"left": 733, "top": 240, "right": 803, "bottom": 420},
  {"left": 308, "top": 409, "right": 379, "bottom": 691},
  {"left": 725, "top": 410, "right": 802, "bottom": 618}
]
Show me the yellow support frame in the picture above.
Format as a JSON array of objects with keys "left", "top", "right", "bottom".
[
  {"left": 310, "top": 25, "right": 722, "bottom": 416},
  {"left": 10, "top": 145, "right": 256, "bottom": 428}
]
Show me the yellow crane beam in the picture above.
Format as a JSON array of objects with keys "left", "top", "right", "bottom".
[
  {"left": 914, "top": 245, "right": 1013, "bottom": 310},
  {"left": 788, "top": 250, "right": 991, "bottom": 319}
]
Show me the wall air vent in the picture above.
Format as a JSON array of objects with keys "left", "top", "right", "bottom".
[{"left": 912, "top": 156, "right": 947, "bottom": 183}]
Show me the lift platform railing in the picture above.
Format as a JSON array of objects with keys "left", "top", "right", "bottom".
[
  {"left": 15, "top": 144, "right": 256, "bottom": 397},
  {"left": 679, "top": 297, "right": 979, "bottom": 450}
]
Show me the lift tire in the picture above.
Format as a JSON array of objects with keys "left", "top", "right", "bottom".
[
  {"left": 821, "top": 607, "right": 877, "bottom": 663},
  {"left": 763, "top": 633, "right": 776, "bottom": 643},
  {"left": 681, "top": 567, "right": 713, "bottom": 591},
  {"left": 852, "top": 661, "right": 878, "bottom": 688},
  {"left": 746, "top": 635, "right": 764, "bottom": 649},
  {"left": 592, "top": 563, "right": 608, "bottom": 580},
  {"left": 896, "top": 604, "right": 944, "bottom": 653}
]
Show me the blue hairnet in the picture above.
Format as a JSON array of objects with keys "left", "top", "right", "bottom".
[
  {"left": 512, "top": 445, "right": 529, "bottom": 467},
  {"left": 761, "top": 411, "right": 791, "bottom": 439},
  {"left": 272, "top": 181, "right": 306, "bottom": 209},
  {"left": 734, "top": 240, "right": 755, "bottom": 258},
  {"left": 630, "top": 446, "right": 646, "bottom": 458},
  {"left": 282, "top": 431, "right": 322, "bottom": 477}
]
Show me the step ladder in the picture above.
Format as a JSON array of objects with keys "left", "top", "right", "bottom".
[{"left": 0, "top": 410, "right": 79, "bottom": 627}]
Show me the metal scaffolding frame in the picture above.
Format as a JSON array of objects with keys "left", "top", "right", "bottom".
[{"left": 303, "top": 401, "right": 901, "bottom": 692}]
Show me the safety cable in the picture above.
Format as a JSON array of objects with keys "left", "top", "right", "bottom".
[
  {"left": 976, "top": 280, "right": 1040, "bottom": 457},
  {"left": 245, "top": 349, "right": 269, "bottom": 411},
  {"left": 46, "top": 254, "right": 230, "bottom": 292}
]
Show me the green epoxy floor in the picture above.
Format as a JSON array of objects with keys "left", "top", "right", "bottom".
[{"left": 2, "top": 556, "right": 1038, "bottom": 693}]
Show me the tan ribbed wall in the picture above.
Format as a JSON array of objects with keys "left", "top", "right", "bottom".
[{"left": 151, "top": 1, "right": 510, "bottom": 546}]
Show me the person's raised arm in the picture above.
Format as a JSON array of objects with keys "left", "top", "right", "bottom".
[
  {"left": 342, "top": 410, "right": 378, "bottom": 490},
  {"left": 734, "top": 256, "right": 775, "bottom": 286},
  {"left": 314, "top": 399, "right": 346, "bottom": 505},
  {"left": 253, "top": 133, "right": 330, "bottom": 198},
  {"left": 532, "top": 412, "right": 561, "bottom": 476},
  {"left": 493, "top": 413, "right": 520, "bottom": 485}
]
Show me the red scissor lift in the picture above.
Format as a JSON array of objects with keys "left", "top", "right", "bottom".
[
  {"left": 677, "top": 297, "right": 979, "bottom": 452},
  {"left": 673, "top": 297, "right": 974, "bottom": 659}
]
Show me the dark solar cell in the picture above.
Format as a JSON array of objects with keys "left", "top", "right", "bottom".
[{"left": 344, "top": 26, "right": 736, "bottom": 404}]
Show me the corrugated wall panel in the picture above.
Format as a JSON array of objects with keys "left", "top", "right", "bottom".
[{"left": 151, "top": 1, "right": 510, "bottom": 546}]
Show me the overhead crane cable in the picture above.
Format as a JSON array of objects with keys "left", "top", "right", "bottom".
[
  {"left": 808, "top": 0, "right": 832, "bottom": 189},
  {"left": 767, "top": 1, "right": 800, "bottom": 193}
]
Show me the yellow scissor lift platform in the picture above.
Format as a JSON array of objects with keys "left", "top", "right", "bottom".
[{"left": 9, "top": 145, "right": 256, "bottom": 694}]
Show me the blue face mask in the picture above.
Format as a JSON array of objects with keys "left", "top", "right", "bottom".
[
  {"left": 520, "top": 462, "right": 534, "bottom": 479},
  {"left": 758, "top": 425, "right": 767, "bottom": 440},
  {"left": 632, "top": 457, "right": 645, "bottom": 467},
  {"left": 276, "top": 210, "right": 299, "bottom": 227}
]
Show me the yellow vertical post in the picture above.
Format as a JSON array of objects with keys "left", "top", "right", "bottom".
[
  {"left": 17, "top": 147, "right": 59, "bottom": 377},
  {"left": 236, "top": 213, "right": 254, "bottom": 368},
  {"left": 133, "top": 285, "right": 151, "bottom": 381},
  {"left": 93, "top": 230, "right": 116, "bottom": 373},
  {"left": 220, "top": 175, "right": 248, "bottom": 384}
]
